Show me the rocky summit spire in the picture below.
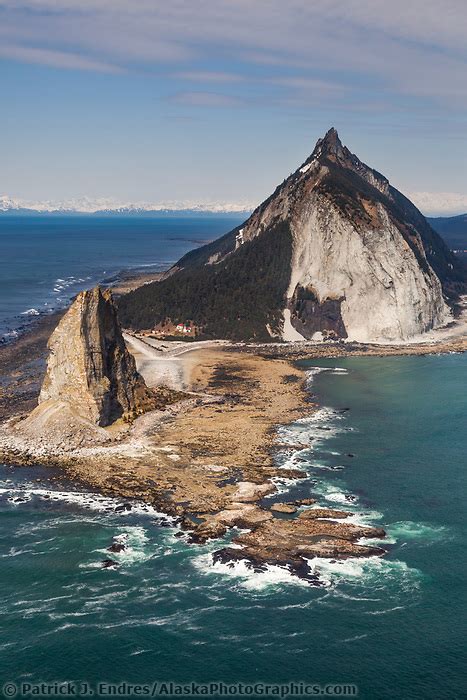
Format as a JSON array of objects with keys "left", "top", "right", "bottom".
[{"left": 313, "top": 127, "right": 344, "bottom": 159}]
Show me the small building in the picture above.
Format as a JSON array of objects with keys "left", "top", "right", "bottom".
[{"left": 176, "top": 323, "right": 193, "bottom": 335}]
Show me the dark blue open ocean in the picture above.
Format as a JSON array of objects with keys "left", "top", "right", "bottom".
[{"left": 0, "top": 215, "right": 243, "bottom": 341}]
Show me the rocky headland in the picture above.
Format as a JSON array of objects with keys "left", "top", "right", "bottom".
[
  {"left": 118, "top": 129, "right": 467, "bottom": 343},
  {"left": 2, "top": 128, "right": 467, "bottom": 581},
  {"left": 0, "top": 286, "right": 393, "bottom": 581}
]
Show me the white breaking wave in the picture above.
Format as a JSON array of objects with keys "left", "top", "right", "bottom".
[
  {"left": 1, "top": 485, "right": 175, "bottom": 522},
  {"left": 193, "top": 552, "right": 310, "bottom": 591},
  {"left": 386, "top": 521, "right": 451, "bottom": 543},
  {"left": 304, "top": 555, "right": 423, "bottom": 592},
  {"left": 94, "top": 526, "right": 152, "bottom": 567}
]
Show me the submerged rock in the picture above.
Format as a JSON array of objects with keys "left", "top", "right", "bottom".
[
  {"left": 107, "top": 542, "right": 126, "bottom": 553},
  {"left": 102, "top": 559, "right": 119, "bottom": 569},
  {"left": 212, "top": 547, "right": 321, "bottom": 586}
]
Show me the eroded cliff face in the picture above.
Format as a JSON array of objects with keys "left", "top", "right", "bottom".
[
  {"left": 39, "top": 287, "right": 153, "bottom": 426},
  {"left": 287, "top": 197, "right": 449, "bottom": 342},
  {"left": 19, "top": 287, "right": 156, "bottom": 447},
  {"left": 117, "top": 128, "right": 466, "bottom": 343},
  {"left": 237, "top": 129, "right": 455, "bottom": 342}
]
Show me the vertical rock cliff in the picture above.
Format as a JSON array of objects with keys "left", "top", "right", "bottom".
[
  {"left": 118, "top": 129, "right": 466, "bottom": 342},
  {"left": 19, "top": 287, "right": 156, "bottom": 449},
  {"left": 38, "top": 286, "right": 153, "bottom": 426}
]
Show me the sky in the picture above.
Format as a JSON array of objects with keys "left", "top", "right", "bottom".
[{"left": 1, "top": 0, "right": 467, "bottom": 215}]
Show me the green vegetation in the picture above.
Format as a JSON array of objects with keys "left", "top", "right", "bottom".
[{"left": 118, "top": 221, "right": 293, "bottom": 341}]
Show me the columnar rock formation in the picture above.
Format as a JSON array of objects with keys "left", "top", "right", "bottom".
[
  {"left": 21, "top": 287, "right": 155, "bottom": 446},
  {"left": 38, "top": 286, "right": 152, "bottom": 426},
  {"left": 118, "top": 128, "right": 466, "bottom": 343}
]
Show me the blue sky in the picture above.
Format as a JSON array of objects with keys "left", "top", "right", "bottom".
[{"left": 1, "top": 0, "right": 467, "bottom": 214}]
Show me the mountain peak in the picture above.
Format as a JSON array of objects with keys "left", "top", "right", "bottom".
[
  {"left": 314, "top": 127, "right": 344, "bottom": 159},
  {"left": 118, "top": 130, "right": 466, "bottom": 344}
]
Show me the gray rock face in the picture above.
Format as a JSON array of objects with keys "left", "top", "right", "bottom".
[
  {"left": 117, "top": 128, "right": 466, "bottom": 343},
  {"left": 39, "top": 286, "right": 152, "bottom": 426},
  {"left": 237, "top": 128, "right": 460, "bottom": 342}
]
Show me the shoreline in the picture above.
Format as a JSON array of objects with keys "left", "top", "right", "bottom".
[
  {"left": 0, "top": 342, "right": 386, "bottom": 579},
  {"left": 0, "top": 265, "right": 164, "bottom": 347},
  {"left": 0, "top": 268, "right": 466, "bottom": 579},
  {"left": 0, "top": 266, "right": 165, "bottom": 419}
]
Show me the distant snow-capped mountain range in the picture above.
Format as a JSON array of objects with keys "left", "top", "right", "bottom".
[
  {"left": 1, "top": 192, "right": 466, "bottom": 217},
  {"left": 0, "top": 194, "right": 255, "bottom": 215}
]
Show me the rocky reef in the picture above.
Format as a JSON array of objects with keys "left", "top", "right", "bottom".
[
  {"left": 184, "top": 486, "right": 386, "bottom": 582},
  {"left": 0, "top": 306, "right": 392, "bottom": 581}
]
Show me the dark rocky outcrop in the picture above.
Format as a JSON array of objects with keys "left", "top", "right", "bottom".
[{"left": 289, "top": 285, "right": 347, "bottom": 339}]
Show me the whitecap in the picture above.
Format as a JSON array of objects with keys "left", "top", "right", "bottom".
[
  {"left": 193, "top": 552, "right": 310, "bottom": 591},
  {"left": 103, "top": 526, "right": 151, "bottom": 566},
  {"left": 387, "top": 520, "right": 450, "bottom": 543},
  {"left": 306, "top": 555, "right": 423, "bottom": 594},
  {"left": 324, "top": 491, "right": 358, "bottom": 505},
  {"left": 0, "top": 486, "right": 175, "bottom": 523}
]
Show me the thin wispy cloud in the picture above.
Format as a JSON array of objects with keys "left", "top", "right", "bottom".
[
  {"left": 169, "top": 91, "right": 245, "bottom": 108},
  {"left": 0, "top": 43, "right": 123, "bottom": 73},
  {"left": 173, "top": 71, "right": 244, "bottom": 84},
  {"left": 1, "top": 0, "right": 467, "bottom": 107},
  {"left": 1, "top": 1, "right": 466, "bottom": 206}
]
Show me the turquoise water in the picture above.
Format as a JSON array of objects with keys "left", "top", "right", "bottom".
[
  {"left": 0, "top": 354, "right": 465, "bottom": 699},
  {"left": 0, "top": 215, "right": 243, "bottom": 340}
]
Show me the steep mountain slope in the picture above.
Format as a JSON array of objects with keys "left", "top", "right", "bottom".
[{"left": 118, "top": 129, "right": 466, "bottom": 342}]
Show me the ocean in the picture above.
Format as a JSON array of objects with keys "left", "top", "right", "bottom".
[
  {"left": 0, "top": 353, "right": 465, "bottom": 699},
  {"left": 0, "top": 215, "right": 244, "bottom": 341}
]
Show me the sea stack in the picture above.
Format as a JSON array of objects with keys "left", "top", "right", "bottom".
[
  {"left": 21, "top": 287, "right": 154, "bottom": 446},
  {"left": 40, "top": 286, "right": 152, "bottom": 425},
  {"left": 118, "top": 128, "right": 466, "bottom": 343}
]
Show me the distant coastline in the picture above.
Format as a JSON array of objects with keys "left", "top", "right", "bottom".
[
  {"left": 0, "top": 210, "right": 252, "bottom": 218},
  {"left": 0, "top": 213, "right": 245, "bottom": 344}
]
